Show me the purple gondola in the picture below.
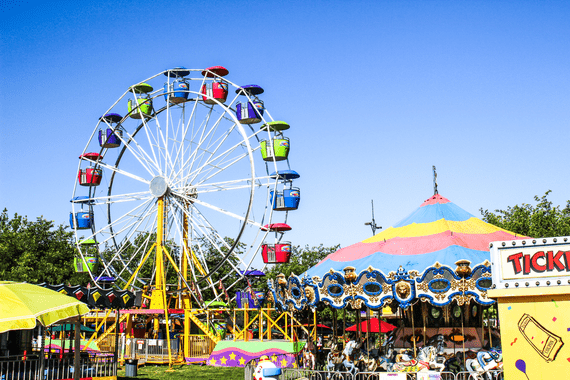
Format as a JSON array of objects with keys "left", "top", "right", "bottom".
[
  {"left": 98, "top": 113, "right": 123, "bottom": 148},
  {"left": 236, "top": 85, "right": 265, "bottom": 124}
]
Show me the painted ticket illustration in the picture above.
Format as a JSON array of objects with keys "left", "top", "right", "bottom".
[{"left": 518, "top": 313, "right": 563, "bottom": 362}]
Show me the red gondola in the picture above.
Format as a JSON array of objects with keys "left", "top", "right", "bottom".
[
  {"left": 262, "top": 242, "right": 292, "bottom": 264},
  {"left": 78, "top": 153, "right": 103, "bottom": 186}
]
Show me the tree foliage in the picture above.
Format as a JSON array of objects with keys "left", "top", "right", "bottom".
[
  {"left": 191, "top": 236, "right": 243, "bottom": 303},
  {"left": 480, "top": 191, "right": 570, "bottom": 238},
  {"left": 0, "top": 209, "right": 87, "bottom": 284},
  {"left": 263, "top": 244, "right": 340, "bottom": 282}
]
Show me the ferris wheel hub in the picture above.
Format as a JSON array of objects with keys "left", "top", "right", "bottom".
[{"left": 149, "top": 176, "right": 169, "bottom": 198}]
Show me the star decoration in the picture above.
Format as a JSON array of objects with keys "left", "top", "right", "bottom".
[
  {"left": 280, "top": 358, "right": 288, "bottom": 367},
  {"left": 210, "top": 359, "right": 217, "bottom": 365},
  {"left": 229, "top": 352, "right": 236, "bottom": 360},
  {"left": 239, "top": 357, "right": 246, "bottom": 365},
  {"left": 271, "top": 354, "right": 278, "bottom": 362},
  {"left": 220, "top": 356, "right": 227, "bottom": 364}
]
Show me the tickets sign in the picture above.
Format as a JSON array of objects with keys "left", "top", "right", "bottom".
[{"left": 490, "top": 238, "right": 570, "bottom": 288}]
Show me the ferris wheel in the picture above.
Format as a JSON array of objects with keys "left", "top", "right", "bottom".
[{"left": 70, "top": 66, "right": 301, "bottom": 307}]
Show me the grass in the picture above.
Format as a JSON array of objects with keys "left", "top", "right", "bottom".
[{"left": 117, "top": 364, "right": 245, "bottom": 380}]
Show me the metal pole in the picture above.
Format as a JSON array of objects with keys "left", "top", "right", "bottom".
[
  {"left": 356, "top": 308, "right": 361, "bottom": 340},
  {"left": 366, "top": 308, "right": 370, "bottom": 361},
  {"left": 333, "top": 308, "right": 337, "bottom": 342},
  {"left": 114, "top": 309, "right": 120, "bottom": 368},
  {"left": 74, "top": 318, "right": 80, "bottom": 380},
  {"left": 410, "top": 305, "right": 416, "bottom": 357},
  {"left": 38, "top": 325, "right": 45, "bottom": 380}
]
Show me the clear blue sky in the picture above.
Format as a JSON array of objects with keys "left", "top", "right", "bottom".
[{"left": 1, "top": 0, "right": 569, "bottom": 251}]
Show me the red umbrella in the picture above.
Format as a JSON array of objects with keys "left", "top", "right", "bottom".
[{"left": 345, "top": 318, "right": 396, "bottom": 333}]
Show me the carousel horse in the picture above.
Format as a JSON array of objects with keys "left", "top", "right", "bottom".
[
  {"left": 302, "top": 347, "right": 316, "bottom": 370},
  {"left": 377, "top": 334, "right": 397, "bottom": 372},
  {"left": 356, "top": 349, "right": 379, "bottom": 372},
  {"left": 466, "top": 350, "right": 502, "bottom": 380},
  {"left": 428, "top": 334, "right": 446, "bottom": 355},
  {"left": 354, "top": 336, "right": 380, "bottom": 372},
  {"left": 412, "top": 334, "right": 447, "bottom": 371},
  {"left": 342, "top": 337, "right": 360, "bottom": 376},
  {"left": 392, "top": 348, "right": 431, "bottom": 372},
  {"left": 444, "top": 350, "right": 476, "bottom": 373},
  {"left": 416, "top": 345, "right": 446, "bottom": 372},
  {"left": 326, "top": 343, "right": 343, "bottom": 379}
]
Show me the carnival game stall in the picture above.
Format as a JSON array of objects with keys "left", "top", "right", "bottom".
[
  {"left": 489, "top": 236, "right": 570, "bottom": 380},
  {"left": 268, "top": 192, "right": 524, "bottom": 375}
]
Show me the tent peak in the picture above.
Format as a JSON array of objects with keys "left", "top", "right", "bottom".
[{"left": 421, "top": 194, "right": 451, "bottom": 207}]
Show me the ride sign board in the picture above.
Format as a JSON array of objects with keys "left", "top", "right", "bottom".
[
  {"left": 489, "top": 236, "right": 570, "bottom": 380},
  {"left": 490, "top": 237, "right": 570, "bottom": 288}
]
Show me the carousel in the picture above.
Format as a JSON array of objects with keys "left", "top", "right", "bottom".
[{"left": 268, "top": 183, "right": 524, "bottom": 374}]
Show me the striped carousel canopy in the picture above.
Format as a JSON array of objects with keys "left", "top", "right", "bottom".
[
  {"left": 269, "top": 194, "right": 525, "bottom": 311},
  {"left": 304, "top": 194, "right": 522, "bottom": 278}
]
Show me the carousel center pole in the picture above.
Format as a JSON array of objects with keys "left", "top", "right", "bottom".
[
  {"left": 356, "top": 308, "right": 361, "bottom": 341},
  {"left": 333, "top": 308, "right": 337, "bottom": 343},
  {"left": 343, "top": 309, "right": 346, "bottom": 346},
  {"left": 366, "top": 308, "right": 370, "bottom": 360},
  {"left": 410, "top": 304, "right": 416, "bottom": 357}
]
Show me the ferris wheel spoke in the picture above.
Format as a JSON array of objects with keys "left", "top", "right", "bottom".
[
  {"left": 139, "top": 113, "right": 165, "bottom": 175},
  {"left": 95, "top": 203, "right": 157, "bottom": 280},
  {"left": 151, "top": 104, "right": 178, "bottom": 176},
  {"left": 96, "top": 160, "right": 151, "bottom": 185},
  {"left": 189, "top": 225, "right": 245, "bottom": 281},
  {"left": 176, "top": 193, "right": 261, "bottom": 229},
  {"left": 115, "top": 232, "right": 155, "bottom": 284},
  {"left": 114, "top": 127, "right": 161, "bottom": 176},
  {"left": 183, "top": 122, "right": 262, "bottom": 189},
  {"left": 87, "top": 191, "right": 153, "bottom": 206},
  {"left": 183, "top": 133, "right": 252, "bottom": 188},
  {"left": 180, "top": 205, "right": 250, "bottom": 272},
  {"left": 172, "top": 225, "right": 220, "bottom": 300},
  {"left": 188, "top": 150, "right": 253, "bottom": 190},
  {"left": 97, "top": 199, "right": 157, "bottom": 245},
  {"left": 105, "top": 214, "right": 157, "bottom": 286},
  {"left": 184, "top": 104, "right": 234, "bottom": 174},
  {"left": 165, "top": 106, "right": 206, "bottom": 187},
  {"left": 180, "top": 176, "right": 265, "bottom": 195},
  {"left": 167, "top": 106, "right": 192, "bottom": 180},
  {"left": 172, "top": 197, "right": 249, "bottom": 271}
]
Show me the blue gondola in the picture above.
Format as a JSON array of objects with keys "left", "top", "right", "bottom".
[
  {"left": 163, "top": 67, "right": 191, "bottom": 104},
  {"left": 270, "top": 188, "right": 301, "bottom": 211},
  {"left": 269, "top": 171, "right": 301, "bottom": 211},
  {"left": 69, "top": 196, "right": 94, "bottom": 230}
]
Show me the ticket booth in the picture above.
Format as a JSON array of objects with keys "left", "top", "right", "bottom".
[{"left": 489, "top": 236, "right": 570, "bottom": 380}]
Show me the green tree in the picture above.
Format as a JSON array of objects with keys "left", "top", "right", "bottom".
[
  {"left": 191, "top": 236, "right": 243, "bottom": 303},
  {"left": 100, "top": 232, "right": 180, "bottom": 290},
  {"left": 480, "top": 190, "right": 570, "bottom": 238},
  {"left": 0, "top": 209, "right": 88, "bottom": 284}
]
